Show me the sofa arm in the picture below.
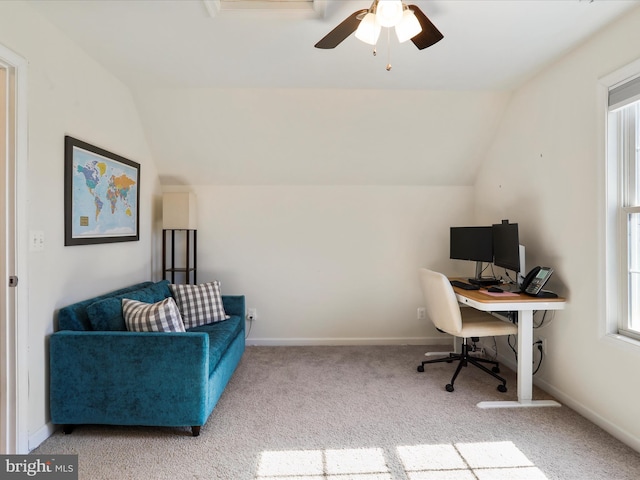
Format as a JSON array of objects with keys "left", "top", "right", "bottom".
[
  {"left": 222, "top": 295, "right": 245, "bottom": 319},
  {"left": 50, "top": 330, "right": 210, "bottom": 427}
]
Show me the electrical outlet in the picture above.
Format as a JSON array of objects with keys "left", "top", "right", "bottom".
[
  {"left": 29, "top": 230, "right": 45, "bottom": 252},
  {"left": 417, "top": 307, "right": 426, "bottom": 320},
  {"left": 247, "top": 308, "right": 257, "bottom": 321},
  {"left": 536, "top": 337, "right": 547, "bottom": 354}
]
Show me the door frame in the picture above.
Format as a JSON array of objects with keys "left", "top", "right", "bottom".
[{"left": 0, "top": 43, "right": 29, "bottom": 454}]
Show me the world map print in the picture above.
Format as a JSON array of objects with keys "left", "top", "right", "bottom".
[{"left": 71, "top": 146, "right": 138, "bottom": 239}]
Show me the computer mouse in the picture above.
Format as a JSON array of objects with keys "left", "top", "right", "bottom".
[{"left": 488, "top": 287, "right": 504, "bottom": 293}]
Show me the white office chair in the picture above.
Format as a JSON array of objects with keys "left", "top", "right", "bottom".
[{"left": 417, "top": 268, "right": 518, "bottom": 392}]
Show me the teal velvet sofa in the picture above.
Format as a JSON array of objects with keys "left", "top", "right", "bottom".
[{"left": 49, "top": 280, "right": 245, "bottom": 436}]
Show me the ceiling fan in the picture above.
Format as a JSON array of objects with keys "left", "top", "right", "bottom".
[{"left": 314, "top": 0, "right": 443, "bottom": 51}]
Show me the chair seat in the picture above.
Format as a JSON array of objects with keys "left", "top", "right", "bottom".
[{"left": 458, "top": 308, "right": 518, "bottom": 338}]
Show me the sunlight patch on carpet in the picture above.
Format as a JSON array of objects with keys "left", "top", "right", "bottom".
[
  {"left": 255, "top": 441, "right": 547, "bottom": 479},
  {"left": 256, "top": 447, "right": 391, "bottom": 479},
  {"left": 398, "top": 441, "right": 548, "bottom": 480}
]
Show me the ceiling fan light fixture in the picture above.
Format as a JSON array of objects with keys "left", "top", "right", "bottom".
[
  {"left": 375, "top": 0, "right": 404, "bottom": 28},
  {"left": 395, "top": 7, "right": 422, "bottom": 43},
  {"left": 355, "top": 12, "right": 381, "bottom": 45},
  {"left": 313, "top": 0, "right": 443, "bottom": 67}
]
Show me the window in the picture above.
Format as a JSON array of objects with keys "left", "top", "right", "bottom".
[{"left": 608, "top": 74, "right": 640, "bottom": 341}]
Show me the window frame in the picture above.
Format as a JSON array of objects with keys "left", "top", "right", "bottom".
[
  {"left": 603, "top": 61, "right": 640, "bottom": 345},
  {"left": 616, "top": 106, "right": 640, "bottom": 340}
]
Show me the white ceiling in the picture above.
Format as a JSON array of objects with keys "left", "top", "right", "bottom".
[
  {"left": 25, "top": 0, "right": 640, "bottom": 186},
  {"left": 29, "top": 0, "right": 640, "bottom": 91}
]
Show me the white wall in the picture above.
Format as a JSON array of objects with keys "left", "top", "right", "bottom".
[
  {"left": 0, "top": 1, "right": 162, "bottom": 449},
  {"left": 133, "top": 88, "right": 510, "bottom": 187},
  {"left": 140, "top": 81, "right": 510, "bottom": 346},
  {"left": 166, "top": 185, "right": 476, "bottom": 345},
  {"left": 474, "top": 7, "right": 640, "bottom": 450}
]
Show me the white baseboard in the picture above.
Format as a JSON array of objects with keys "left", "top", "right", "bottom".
[
  {"left": 245, "top": 337, "right": 446, "bottom": 347},
  {"left": 29, "top": 421, "right": 56, "bottom": 452},
  {"left": 532, "top": 376, "right": 640, "bottom": 452},
  {"left": 489, "top": 345, "right": 640, "bottom": 453}
]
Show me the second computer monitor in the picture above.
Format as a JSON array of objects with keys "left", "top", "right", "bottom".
[{"left": 492, "top": 222, "right": 520, "bottom": 273}]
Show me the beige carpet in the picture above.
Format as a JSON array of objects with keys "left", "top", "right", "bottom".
[{"left": 33, "top": 345, "right": 640, "bottom": 479}]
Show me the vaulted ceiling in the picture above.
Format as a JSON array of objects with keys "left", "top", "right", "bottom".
[
  {"left": 30, "top": 0, "right": 638, "bottom": 90},
  {"left": 29, "top": 0, "right": 640, "bottom": 185}
]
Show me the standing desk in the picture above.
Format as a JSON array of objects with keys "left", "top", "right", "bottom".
[{"left": 451, "top": 281, "right": 566, "bottom": 408}]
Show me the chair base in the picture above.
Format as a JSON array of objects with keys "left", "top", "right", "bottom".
[{"left": 417, "top": 339, "right": 508, "bottom": 393}]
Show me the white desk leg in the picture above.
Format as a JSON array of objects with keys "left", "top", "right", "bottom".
[
  {"left": 518, "top": 309, "right": 534, "bottom": 402},
  {"left": 477, "top": 309, "right": 560, "bottom": 409}
]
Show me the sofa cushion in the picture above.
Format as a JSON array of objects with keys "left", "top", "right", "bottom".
[
  {"left": 188, "top": 316, "right": 243, "bottom": 375},
  {"left": 58, "top": 282, "right": 154, "bottom": 331},
  {"left": 122, "top": 297, "right": 186, "bottom": 332},
  {"left": 169, "top": 282, "right": 230, "bottom": 329},
  {"left": 86, "top": 281, "right": 172, "bottom": 331}
]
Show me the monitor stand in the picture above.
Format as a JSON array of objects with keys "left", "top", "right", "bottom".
[{"left": 468, "top": 261, "right": 500, "bottom": 286}]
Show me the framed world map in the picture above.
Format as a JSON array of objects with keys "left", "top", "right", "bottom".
[{"left": 64, "top": 136, "right": 140, "bottom": 246}]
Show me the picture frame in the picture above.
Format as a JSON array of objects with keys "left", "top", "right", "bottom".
[{"left": 64, "top": 136, "right": 140, "bottom": 246}]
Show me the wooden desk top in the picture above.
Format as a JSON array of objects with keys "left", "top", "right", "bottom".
[{"left": 450, "top": 278, "right": 566, "bottom": 305}]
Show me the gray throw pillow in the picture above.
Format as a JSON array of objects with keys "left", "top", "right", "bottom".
[
  {"left": 169, "top": 281, "right": 229, "bottom": 329},
  {"left": 122, "top": 297, "right": 186, "bottom": 332}
]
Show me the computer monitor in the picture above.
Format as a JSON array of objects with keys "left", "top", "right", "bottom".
[
  {"left": 450, "top": 226, "right": 494, "bottom": 281},
  {"left": 492, "top": 221, "right": 520, "bottom": 273}
]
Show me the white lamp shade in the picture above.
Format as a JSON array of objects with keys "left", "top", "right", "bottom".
[
  {"left": 355, "top": 12, "right": 381, "bottom": 45},
  {"left": 376, "top": 0, "right": 404, "bottom": 28},
  {"left": 395, "top": 8, "right": 422, "bottom": 43},
  {"left": 162, "top": 193, "right": 197, "bottom": 230}
]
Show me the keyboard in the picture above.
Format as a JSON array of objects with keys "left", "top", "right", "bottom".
[
  {"left": 468, "top": 278, "right": 501, "bottom": 287},
  {"left": 450, "top": 280, "right": 480, "bottom": 290}
]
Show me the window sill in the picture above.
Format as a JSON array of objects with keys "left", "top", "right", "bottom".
[{"left": 604, "top": 332, "right": 640, "bottom": 352}]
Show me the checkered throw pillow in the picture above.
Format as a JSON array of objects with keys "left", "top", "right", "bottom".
[
  {"left": 169, "top": 281, "right": 230, "bottom": 329},
  {"left": 122, "top": 297, "right": 186, "bottom": 332}
]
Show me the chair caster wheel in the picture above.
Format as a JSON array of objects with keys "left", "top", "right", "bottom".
[
  {"left": 497, "top": 384, "right": 507, "bottom": 393},
  {"left": 445, "top": 384, "right": 454, "bottom": 392},
  {"left": 492, "top": 366, "right": 500, "bottom": 373},
  {"left": 417, "top": 365, "right": 424, "bottom": 372}
]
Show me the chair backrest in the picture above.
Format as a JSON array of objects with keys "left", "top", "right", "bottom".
[{"left": 419, "top": 268, "right": 463, "bottom": 335}]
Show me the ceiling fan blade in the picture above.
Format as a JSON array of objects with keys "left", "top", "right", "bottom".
[
  {"left": 314, "top": 9, "right": 368, "bottom": 49},
  {"left": 407, "top": 5, "right": 444, "bottom": 50}
]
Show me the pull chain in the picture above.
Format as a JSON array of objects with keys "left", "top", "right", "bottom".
[{"left": 386, "top": 28, "right": 392, "bottom": 71}]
